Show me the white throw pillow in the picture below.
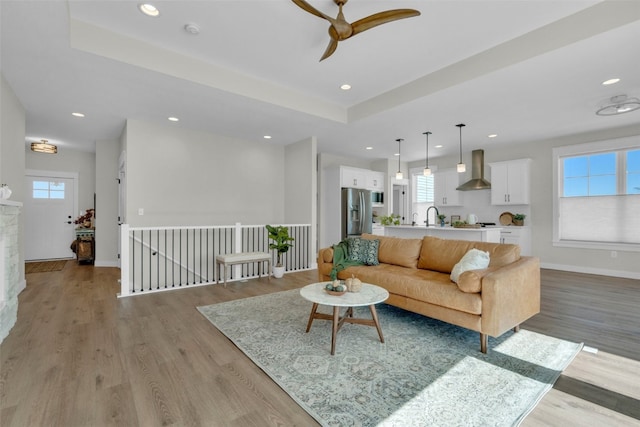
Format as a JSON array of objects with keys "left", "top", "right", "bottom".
[{"left": 450, "top": 249, "right": 490, "bottom": 283}]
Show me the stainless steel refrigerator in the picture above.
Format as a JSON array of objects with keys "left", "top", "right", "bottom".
[{"left": 342, "top": 188, "right": 372, "bottom": 239}]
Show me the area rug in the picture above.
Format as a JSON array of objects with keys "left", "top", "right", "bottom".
[
  {"left": 25, "top": 260, "right": 68, "bottom": 274},
  {"left": 198, "top": 289, "right": 582, "bottom": 427}
]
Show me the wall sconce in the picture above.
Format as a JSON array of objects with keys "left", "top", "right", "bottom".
[{"left": 30, "top": 139, "right": 57, "bottom": 154}]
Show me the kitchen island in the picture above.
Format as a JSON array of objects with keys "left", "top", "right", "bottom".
[{"left": 383, "top": 225, "right": 502, "bottom": 243}]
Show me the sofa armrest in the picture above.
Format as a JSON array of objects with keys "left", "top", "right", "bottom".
[
  {"left": 480, "top": 256, "right": 540, "bottom": 337},
  {"left": 317, "top": 247, "right": 334, "bottom": 281}
]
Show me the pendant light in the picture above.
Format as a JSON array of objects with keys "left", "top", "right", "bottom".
[
  {"left": 456, "top": 124, "right": 466, "bottom": 173},
  {"left": 423, "top": 131, "right": 432, "bottom": 176},
  {"left": 395, "top": 138, "right": 404, "bottom": 179}
]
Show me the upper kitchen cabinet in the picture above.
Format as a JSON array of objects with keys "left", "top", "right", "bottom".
[
  {"left": 434, "top": 169, "right": 464, "bottom": 206},
  {"left": 341, "top": 166, "right": 367, "bottom": 189},
  {"left": 341, "top": 166, "right": 384, "bottom": 191},
  {"left": 489, "top": 159, "right": 531, "bottom": 205},
  {"left": 367, "top": 171, "right": 385, "bottom": 191}
]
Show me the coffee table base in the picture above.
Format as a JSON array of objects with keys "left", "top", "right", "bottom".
[{"left": 305, "top": 303, "right": 385, "bottom": 355}]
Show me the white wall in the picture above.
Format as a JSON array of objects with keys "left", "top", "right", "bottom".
[
  {"left": 407, "top": 123, "right": 640, "bottom": 278},
  {"left": 124, "top": 119, "right": 286, "bottom": 226},
  {"left": 0, "top": 73, "right": 26, "bottom": 343},
  {"left": 95, "top": 139, "right": 119, "bottom": 266},
  {"left": 25, "top": 148, "right": 96, "bottom": 217},
  {"left": 285, "top": 137, "right": 316, "bottom": 224}
]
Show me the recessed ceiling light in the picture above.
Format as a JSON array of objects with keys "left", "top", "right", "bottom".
[
  {"left": 435, "top": 144, "right": 443, "bottom": 148},
  {"left": 72, "top": 112, "right": 85, "bottom": 118},
  {"left": 488, "top": 134, "right": 497, "bottom": 138},
  {"left": 263, "top": 135, "right": 272, "bottom": 139},
  {"left": 365, "top": 146, "right": 373, "bottom": 150},
  {"left": 340, "top": 84, "right": 351, "bottom": 91},
  {"left": 602, "top": 78, "right": 620, "bottom": 86},
  {"left": 168, "top": 117, "right": 179, "bottom": 122},
  {"left": 139, "top": 4, "right": 160, "bottom": 17},
  {"left": 394, "top": 153, "right": 400, "bottom": 156}
]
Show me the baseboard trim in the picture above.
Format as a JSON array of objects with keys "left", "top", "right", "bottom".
[
  {"left": 94, "top": 261, "right": 119, "bottom": 268},
  {"left": 541, "top": 263, "right": 640, "bottom": 280},
  {"left": 17, "top": 279, "right": 26, "bottom": 294}
]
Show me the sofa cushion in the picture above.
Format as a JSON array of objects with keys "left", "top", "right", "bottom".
[
  {"left": 361, "top": 233, "right": 422, "bottom": 268},
  {"left": 417, "top": 236, "right": 520, "bottom": 273},
  {"left": 450, "top": 249, "right": 490, "bottom": 283},
  {"left": 335, "top": 263, "right": 482, "bottom": 315},
  {"left": 347, "top": 237, "right": 379, "bottom": 265}
]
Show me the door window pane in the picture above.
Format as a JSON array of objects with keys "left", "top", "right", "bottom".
[{"left": 32, "top": 180, "right": 66, "bottom": 199}]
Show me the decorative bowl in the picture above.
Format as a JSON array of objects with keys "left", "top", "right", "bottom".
[{"left": 325, "top": 289, "right": 346, "bottom": 296}]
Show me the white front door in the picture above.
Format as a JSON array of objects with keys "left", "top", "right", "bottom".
[{"left": 24, "top": 173, "right": 77, "bottom": 260}]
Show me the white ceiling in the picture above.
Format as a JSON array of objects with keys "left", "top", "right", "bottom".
[{"left": 2, "top": 0, "right": 640, "bottom": 162}]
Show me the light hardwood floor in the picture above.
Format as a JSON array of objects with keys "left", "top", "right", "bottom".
[{"left": 1, "top": 263, "right": 639, "bottom": 426}]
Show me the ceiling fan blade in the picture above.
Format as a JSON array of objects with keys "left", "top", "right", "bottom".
[
  {"left": 320, "top": 38, "right": 339, "bottom": 61},
  {"left": 351, "top": 9, "right": 420, "bottom": 36},
  {"left": 291, "top": 0, "right": 332, "bottom": 21}
]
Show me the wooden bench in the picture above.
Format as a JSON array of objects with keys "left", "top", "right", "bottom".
[{"left": 215, "top": 252, "right": 271, "bottom": 287}]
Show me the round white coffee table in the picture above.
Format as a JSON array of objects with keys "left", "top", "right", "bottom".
[{"left": 300, "top": 282, "right": 389, "bottom": 355}]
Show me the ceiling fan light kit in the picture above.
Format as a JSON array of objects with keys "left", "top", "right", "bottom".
[
  {"left": 291, "top": 0, "right": 420, "bottom": 61},
  {"left": 596, "top": 95, "right": 640, "bottom": 116}
]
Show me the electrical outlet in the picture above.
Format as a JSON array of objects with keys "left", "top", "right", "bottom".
[
  {"left": 610, "top": 251, "right": 617, "bottom": 258},
  {"left": 138, "top": 208, "right": 144, "bottom": 216}
]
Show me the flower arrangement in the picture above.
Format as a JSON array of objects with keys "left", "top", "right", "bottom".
[{"left": 74, "top": 209, "right": 94, "bottom": 228}]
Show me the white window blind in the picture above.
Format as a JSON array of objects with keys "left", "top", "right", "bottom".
[{"left": 559, "top": 195, "right": 640, "bottom": 243}]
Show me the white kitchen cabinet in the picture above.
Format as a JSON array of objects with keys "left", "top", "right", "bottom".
[
  {"left": 341, "top": 167, "right": 367, "bottom": 189},
  {"left": 367, "top": 171, "right": 385, "bottom": 191},
  {"left": 434, "top": 169, "right": 464, "bottom": 206},
  {"left": 489, "top": 159, "right": 531, "bottom": 205},
  {"left": 500, "top": 226, "right": 531, "bottom": 256}
]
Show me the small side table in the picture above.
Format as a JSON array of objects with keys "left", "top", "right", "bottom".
[
  {"left": 75, "top": 228, "right": 95, "bottom": 264},
  {"left": 300, "top": 282, "right": 389, "bottom": 355}
]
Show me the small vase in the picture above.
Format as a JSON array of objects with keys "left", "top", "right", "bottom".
[
  {"left": 440, "top": 219, "right": 445, "bottom": 227},
  {"left": 513, "top": 219, "right": 524, "bottom": 226},
  {"left": 0, "top": 184, "right": 11, "bottom": 200}
]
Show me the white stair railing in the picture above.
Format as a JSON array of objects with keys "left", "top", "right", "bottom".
[{"left": 119, "top": 223, "right": 312, "bottom": 297}]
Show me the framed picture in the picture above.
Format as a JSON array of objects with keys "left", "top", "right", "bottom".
[{"left": 450, "top": 215, "right": 461, "bottom": 224}]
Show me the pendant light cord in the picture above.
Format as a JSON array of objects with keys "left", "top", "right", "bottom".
[
  {"left": 423, "top": 131, "right": 431, "bottom": 168},
  {"left": 456, "top": 124, "right": 465, "bottom": 163}
]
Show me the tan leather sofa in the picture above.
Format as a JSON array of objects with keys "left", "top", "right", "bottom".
[{"left": 317, "top": 233, "right": 540, "bottom": 353}]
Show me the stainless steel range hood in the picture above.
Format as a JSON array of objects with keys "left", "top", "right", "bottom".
[{"left": 456, "top": 149, "right": 491, "bottom": 191}]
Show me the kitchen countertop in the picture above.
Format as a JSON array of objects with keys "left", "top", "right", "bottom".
[
  {"left": 382, "top": 225, "right": 502, "bottom": 243},
  {"left": 384, "top": 225, "right": 503, "bottom": 231}
]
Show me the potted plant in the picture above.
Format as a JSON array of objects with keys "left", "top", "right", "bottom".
[
  {"left": 266, "top": 224, "right": 294, "bottom": 278},
  {"left": 513, "top": 213, "right": 526, "bottom": 226},
  {"left": 379, "top": 214, "right": 401, "bottom": 226},
  {"left": 437, "top": 214, "right": 447, "bottom": 227}
]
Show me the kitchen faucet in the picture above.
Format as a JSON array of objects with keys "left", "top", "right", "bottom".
[{"left": 426, "top": 206, "right": 439, "bottom": 227}]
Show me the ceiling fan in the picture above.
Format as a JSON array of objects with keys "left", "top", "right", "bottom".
[{"left": 292, "top": 0, "right": 421, "bottom": 61}]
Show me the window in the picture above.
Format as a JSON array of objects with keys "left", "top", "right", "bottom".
[
  {"left": 33, "top": 180, "right": 65, "bottom": 199},
  {"left": 553, "top": 137, "right": 640, "bottom": 250},
  {"left": 410, "top": 168, "right": 434, "bottom": 226}
]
